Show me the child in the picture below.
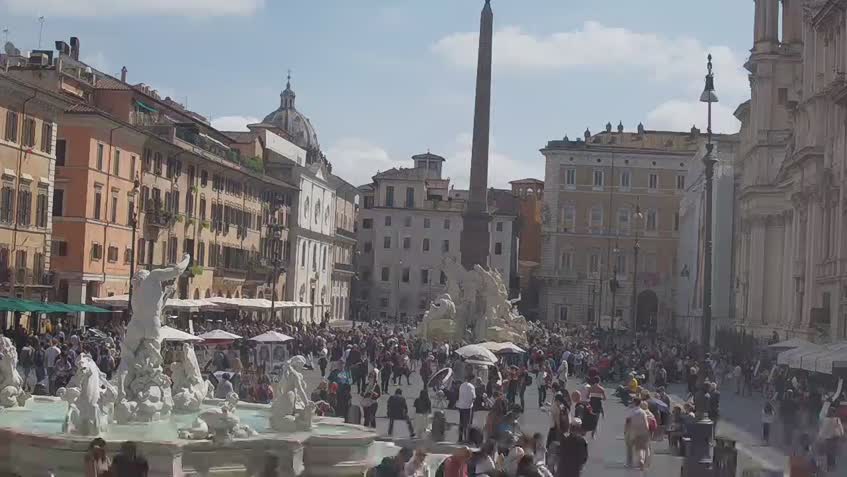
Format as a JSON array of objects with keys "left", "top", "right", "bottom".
[{"left": 761, "top": 401, "right": 774, "bottom": 445}]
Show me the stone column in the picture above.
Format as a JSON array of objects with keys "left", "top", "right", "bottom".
[
  {"left": 749, "top": 218, "right": 767, "bottom": 325},
  {"left": 782, "top": 0, "right": 802, "bottom": 45}
]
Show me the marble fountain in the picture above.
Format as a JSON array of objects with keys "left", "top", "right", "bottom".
[{"left": 0, "top": 255, "right": 380, "bottom": 477}]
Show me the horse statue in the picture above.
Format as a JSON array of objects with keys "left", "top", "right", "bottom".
[
  {"left": 58, "top": 353, "right": 117, "bottom": 435},
  {"left": 171, "top": 342, "right": 214, "bottom": 412},
  {"left": 0, "top": 336, "right": 30, "bottom": 408}
]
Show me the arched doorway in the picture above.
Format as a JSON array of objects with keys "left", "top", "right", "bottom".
[{"left": 636, "top": 290, "right": 659, "bottom": 331}]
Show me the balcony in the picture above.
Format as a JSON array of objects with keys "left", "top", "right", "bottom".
[
  {"left": 334, "top": 262, "right": 355, "bottom": 274},
  {"left": 336, "top": 227, "right": 356, "bottom": 241},
  {"left": 0, "top": 268, "right": 53, "bottom": 287},
  {"left": 213, "top": 266, "right": 248, "bottom": 280},
  {"left": 144, "top": 210, "right": 175, "bottom": 228},
  {"left": 422, "top": 199, "right": 464, "bottom": 212}
]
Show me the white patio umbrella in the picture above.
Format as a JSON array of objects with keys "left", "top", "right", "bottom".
[
  {"left": 480, "top": 341, "right": 526, "bottom": 354},
  {"left": 160, "top": 326, "right": 203, "bottom": 342},
  {"left": 454, "top": 344, "right": 498, "bottom": 364},
  {"left": 249, "top": 330, "right": 294, "bottom": 343},
  {"left": 198, "top": 329, "right": 242, "bottom": 341}
]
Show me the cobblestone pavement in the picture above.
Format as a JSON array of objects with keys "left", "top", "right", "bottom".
[{"left": 303, "top": 367, "right": 684, "bottom": 476}]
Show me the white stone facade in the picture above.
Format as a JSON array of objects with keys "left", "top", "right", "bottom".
[{"left": 733, "top": 0, "right": 847, "bottom": 341}]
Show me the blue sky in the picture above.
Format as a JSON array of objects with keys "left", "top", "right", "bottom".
[{"left": 1, "top": 0, "right": 753, "bottom": 187}]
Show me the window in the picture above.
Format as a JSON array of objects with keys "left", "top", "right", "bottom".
[
  {"left": 649, "top": 173, "right": 658, "bottom": 190},
  {"left": 51, "top": 240, "right": 68, "bottom": 257},
  {"left": 676, "top": 175, "right": 685, "bottom": 190},
  {"left": 405, "top": 187, "right": 415, "bottom": 208},
  {"left": 385, "top": 186, "right": 395, "bottom": 207},
  {"left": 440, "top": 270, "right": 447, "bottom": 285},
  {"left": 93, "top": 188, "right": 102, "bottom": 220},
  {"left": 113, "top": 150, "right": 121, "bottom": 176},
  {"left": 618, "top": 208, "right": 630, "bottom": 230},
  {"left": 199, "top": 197, "right": 206, "bottom": 221},
  {"left": 381, "top": 267, "right": 390, "bottom": 281},
  {"left": 200, "top": 170, "right": 208, "bottom": 186},
  {"left": 124, "top": 247, "right": 132, "bottom": 265},
  {"left": 0, "top": 184, "right": 14, "bottom": 222},
  {"left": 52, "top": 189, "right": 64, "bottom": 216},
  {"left": 154, "top": 152, "right": 163, "bottom": 175},
  {"left": 362, "top": 218, "right": 373, "bottom": 229},
  {"left": 110, "top": 191, "right": 118, "bottom": 223},
  {"left": 422, "top": 238, "right": 430, "bottom": 252},
  {"left": 593, "top": 169, "right": 604, "bottom": 188},
  {"left": 168, "top": 237, "right": 178, "bottom": 263},
  {"left": 563, "top": 168, "right": 578, "bottom": 187},
  {"left": 91, "top": 243, "right": 103, "bottom": 261},
  {"left": 21, "top": 118, "right": 35, "bottom": 147},
  {"left": 646, "top": 209, "right": 658, "bottom": 231},
  {"left": 558, "top": 306, "right": 568, "bottom": 322},
  {"left": 496, "top": 222, "right": 503, "bottom": 232},
  {"left": 404, "top": 216, "right": 412, "bottom": 227},
  {"left": 423, "top": 218, "right": 430, "bottom": 228},
  {"left": 40, "top": 122, "right": 52, "bottom": 153},
  {"left": 494, "top": 242, "right": 502, "bottom": 255},
  {"left": 363, "top": 241, "right": 372, "bottom": 253},
  {"left": 674, "top": 211, "right": 680, "bottom": 231},
  {"left": 616, "top": 253, "right": 626, "bottom": 274},
  {"left": 196, "top": 242, "right": 205, "bottom": 267},
  {"left": 442, "top": 240, "right": 450, "bottom": 252},
  {"left": 55, "top": 139, "right": 66, "bottom": 166},
  {"left": 96, "top": 144, "right": 104, "bottom": 170},
  {"left": 130, "top": 155, "right": 137, "bottom": 179},
  {"left": 383, "top": 236, "right": 391, "bottom": 249},
  {"left": 185, "top": 191, "right": 194, "bottom": 217},
  {"left": 561, "top": 205, "right": 575, "bottom": 229},
  {"left": 559, "top": 251, "right": 573, "bottom": 271},
  {"left": 322, "top": 247, "right": 327, "bottom": 270},
  {"left": 16, "top": 189, "right": 31, "bottom": 225},
  {"left": 589, "top": 253, "right": 600, "bottom": 274},
  {"left": 380, "top": 297, "right": 389, "bottom": 308},
  {"left": 35, "top": 192, "right": 48, "bottom": 227},
  {"left": 778, "top": 87, "right": 788, "bottom": 105},
  {"left": 620, "top": 170, "right": 631, "bottom": 189},
  {"left": 403, "top": 237, "right": 411, "bottom": 250},
  {"left": 444, "top": 219, "right": 451, "bottom": 230},
  {"left": 107, "top": 245, "right": 119, "bottom": 262},
  {"left": 402, "top": 267, "right": 410, "bottom": 283},
  {"left": 384, "top": 216, "right": 392, "bottom": 226},
  {"left": 590, "top": 206, "right": 603, "bottom": 227},
  {"left": 421, "top": 269, "right": 430, "bottom": 284},
  {"left": 4, "top": 111, "right": 18, "bottom": 142}
]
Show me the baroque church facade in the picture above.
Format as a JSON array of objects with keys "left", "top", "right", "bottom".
[{"left": 734, "top": 0, "right": 847, "bottom": 341}]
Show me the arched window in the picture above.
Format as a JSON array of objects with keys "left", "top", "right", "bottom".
[
  {"left": 304, "top": 198, "right": 310, "bottom": 221},
  {"left": 226, "top": 291, "right": 232, "bottom": 298},
  {"left": 322, "top": 247, "right": 327, "bottom": 270},
  {"left": 312, "top": 243, "right": 317, "bottom": 270},
  {"left": 314, "top": 199, "right": 321, "bottom": 223},
  {"left": 193, "top": 289, "right": 200, "bottom": 299},
  {"left": 301, "top": 241, "right": 307, "bottom": 268},
  {"left": 197, "top": 242, "right": 205, "bottom": 267},
  {"left": 258, "top": 291, "right": 265, "bottom": 299},
  {"left": 204, "top": 289, "right": 211, "bottom": 298},
  {"left": 235, "top": 290, "right": 240, "bottom": 298},
  {"left": 299, "top": 284, "right": 306, "bottom": 301},
  {"left": 325, "top": 206, "right": 330, "bottom": 225}
]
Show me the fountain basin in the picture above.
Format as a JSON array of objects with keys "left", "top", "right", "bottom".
[{"left": 0, "top": 397, "right": 377, "bottom": 477}]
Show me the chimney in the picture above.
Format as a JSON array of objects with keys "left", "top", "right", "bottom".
[
  {"left": 54, "top": 41, "right": 70, "bottom": 57},
  {"left": 121, "top": 66, "right": 127, "bottom": 82},
  {"left": 69, "top": 37, "right": 80, "bottom": 60}
]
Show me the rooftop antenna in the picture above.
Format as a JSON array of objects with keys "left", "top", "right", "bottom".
[{"left": 37, "top": 16, "right": 45, "bottom": 48}]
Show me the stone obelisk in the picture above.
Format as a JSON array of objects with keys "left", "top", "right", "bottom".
[{"left": 460, "top": 0, "right": 493, "bottom": 271}]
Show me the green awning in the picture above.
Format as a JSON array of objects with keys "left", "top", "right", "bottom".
[
  {"left": 0, "top": 299, "right": 113, "bottom": 313},
  {"left": 134, "top": 100, "right": 157, "bottom": 113}
]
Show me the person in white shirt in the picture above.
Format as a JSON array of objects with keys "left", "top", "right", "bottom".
[
  {"left": 624, "top": 398, "right": 651, "bottom": 470},
  {"left": 557, "top": 360, "right": 569, "bottom": 389},
  {"left": 818, "top": 407, "right": 845, "bottom": 471},
  {"left": 456, "top": 376, "right": 476, "bottom": 443},
  {"left": 45, "top": 340, "right": 61, "bottom": 394}
]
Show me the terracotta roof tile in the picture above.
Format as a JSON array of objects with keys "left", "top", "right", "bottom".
[{"left": 94, "top": 76, "right": 131, "bottom": 91}]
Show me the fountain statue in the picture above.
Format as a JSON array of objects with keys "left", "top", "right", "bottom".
[
  {"left": 0, "top": 336, "right": 30, "bottom": 408},
  {"left": 417, "top": 257, "right": 529, "bottom": 345},
  {"left": 171, "top": 342, "right": 214, "bottom": 412},
  {"left": 270, "top": 355, "right": 316, "bottom": 432},
  {"left": 57, "top": 353, "right": 117, "bottom": 435},
  {"left": 115, "top": 254, "right": 189, "bottom": 423},
  {"left": 178, "top": 392, "right": 256, "bottom": 442}
]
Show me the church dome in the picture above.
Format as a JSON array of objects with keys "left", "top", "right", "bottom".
[{"left": 263, "top": 76, "right": 320, "bottom": 151}]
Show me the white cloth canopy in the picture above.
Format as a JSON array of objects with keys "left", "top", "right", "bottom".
[
  {"left": 455, "top": 344, "right": 498, "bottom": 364},
  {"left": 160, "top": 325, "right": 203, "bottom": 342},
  {"left": 777, "top": 343, "right": 823, "bottom": 367},
  {"left": 198, "top": 329, "right": 242, "bottom": 340},
  {"left": 207, "top": 297, "right": 313, "bottom": 310},
  {"left": 249, "top": 330, "right": 294, "bottom": 343},
  {"left": 479, "top": 341, "right": 526, "bottom": 354},
  {"left": 797, "top": 343, "right": 847, "bottom": 374},
  {"left": 768, "top": 338, "right": 812, "bottom": 350}
]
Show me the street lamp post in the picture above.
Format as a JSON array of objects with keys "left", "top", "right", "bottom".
[
  {"left": 630, "top": 202, "right": 643, "bottom": 333},
  {"left": 127, "top": 175, "right": 140, "bottom": 317},
  {"left": 700, "top": 54, "right": 719, "bottom": 354},
  {"left": 266, "top": 203, "right": 286, "bottom": 322}
]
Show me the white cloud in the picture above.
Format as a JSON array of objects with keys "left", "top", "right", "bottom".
[
  {"left": 326, "top": 138, "right": 406, "bottom": 186},
  {"left": 444, "top": 133, "right": 541, "bottom": 189},
  {"left": 646, "top": 100, "right": 740, "bottom": 134},
  {"left": 433, "top": 21, "right": 749, "bottom": 100},
  {"left": 1, "top": 0, "right": 263, "bottom": 17},
  {"left": 211, "top": 115, "right": 260, "bottom": 132}
]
